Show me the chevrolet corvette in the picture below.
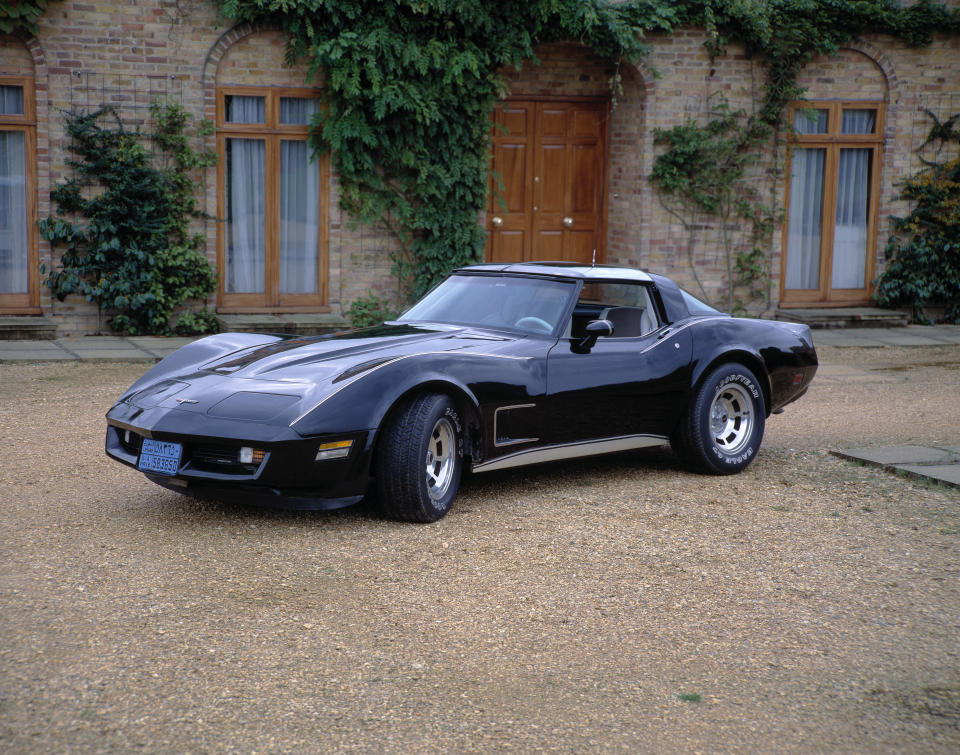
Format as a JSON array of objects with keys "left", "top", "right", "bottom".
[{"left": 105, "top": 262, "right": 818, "bottom": 522}]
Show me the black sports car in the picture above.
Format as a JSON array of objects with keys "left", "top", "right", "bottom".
[{"left": 105, "top": 262, "right": 817, "bottom": 522}]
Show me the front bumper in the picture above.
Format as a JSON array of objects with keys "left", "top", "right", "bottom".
[{"left": 105, "top": 423, "right": 375, "bottom": 511}]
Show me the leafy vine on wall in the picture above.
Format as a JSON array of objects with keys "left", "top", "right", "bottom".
[
  {"left": 214, "top": 0, "right": 680, "bottom": 298},
  {"left": 0, "top": 0, "right": 47, "bottom": 36},
  {"left": 12, "top": 0, "right": 960, "bottom": 311}
]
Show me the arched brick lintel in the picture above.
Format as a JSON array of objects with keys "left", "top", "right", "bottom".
[
  {"left": 841, "top": 39, "right": 898, "bottom": 102},
  {"left": 201, "top": 22, "right": 286, "bottom": 120}
]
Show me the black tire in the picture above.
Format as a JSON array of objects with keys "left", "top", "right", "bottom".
[
  {"left": 671, "top": 362, "right": 766, "bottom": 475},
  {"left": 375, "top": 393, "right": 464, "bottom": 522}
]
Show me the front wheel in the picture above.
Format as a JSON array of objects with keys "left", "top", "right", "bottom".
[
  {"left": 375, "top": 393, "right": 464, "bottom": 522},
  {"left": 671, "top": 363, "right": 766, "bottom": 475}
]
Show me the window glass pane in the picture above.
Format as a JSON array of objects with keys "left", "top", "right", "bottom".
[
  {"left": 0, "top": 86, "right": 24, "bottom": 116},
  {"left": 279, "top": 140, "right": 318, "bottom": 294},
  {"left": 832, "top": 148, "right": 872, "bottom": 289},
  {"left": 785, "top": 148, "right": 826, "bottom": 290},
  {"left": 279, "top": 98, "right": 319, "bottom": 125},
  {"left": 224, "top": 95, "right": 265, "bottom": 124},
  {"left": 680, "top": 288, "right": 719, "bottom": 315},
  {"left": 225, "top": 138, "right": 266, "bottom": 293},
  {"left": 0, "top": 130, "right": 28, "bottom": 294},
  {"left": 841, "top": 109, "right": 876, "bottom": 135},
  {"left": 793, "top": 109, "right": 828, "bottom": 135}
]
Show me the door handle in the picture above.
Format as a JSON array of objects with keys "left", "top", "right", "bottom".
[
  {"left": 491, "top": 216, "right": 504, "bottom": 227},
  {"left": 657, "top": 326, "right": 674, "bottom": 340},
  {"left": 562, "top": 216, "right": 574, "bottom": 228}
]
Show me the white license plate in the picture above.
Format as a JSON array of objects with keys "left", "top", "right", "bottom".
[{"left": 138, "top": 439, "right": 183, "bottom": 476}]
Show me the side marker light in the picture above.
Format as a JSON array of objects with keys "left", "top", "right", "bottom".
[{"left": 315, "top": 440, "right": 353, "bottom": 461}]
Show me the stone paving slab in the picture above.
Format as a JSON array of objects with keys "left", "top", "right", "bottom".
[
  {"left": 897, "top": 464, "right": 960, "bottom": 487},
  {"left": 832, "top": 445, "right": 960, "bottom": 489},
  {"left": 0, "top": 336, "right": 199, "bottom": 363},
  {"left": 813, "top": 324, "right": 960, "bottom": 347}
]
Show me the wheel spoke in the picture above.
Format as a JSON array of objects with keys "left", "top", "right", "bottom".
[
  {"left": 710, "top": 384, "right": 754, "bottom": 454},
  {"left": 425, "top": 417, "right": 456, "bottom": 500}
]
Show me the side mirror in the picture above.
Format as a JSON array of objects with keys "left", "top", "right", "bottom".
[{"left": 574, "top": 319, "right": 613, "bottom": 353}]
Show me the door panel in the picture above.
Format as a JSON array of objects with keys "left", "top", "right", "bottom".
[
  {"left": 544, "top": 330, "right": 693, "bottom": 442},
  {"left": 488, "top": 104, "right": 533, "bottom": 264},
  {"left": 487, "top": 98, "right": 608, "bottom": 265}
]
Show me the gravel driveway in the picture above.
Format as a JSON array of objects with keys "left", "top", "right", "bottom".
[{"left": 1, "top": 345, "right": 959, "bottom": 753}]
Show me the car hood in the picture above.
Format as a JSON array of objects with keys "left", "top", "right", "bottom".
[
  {"left": 198, "top": 323, "right": 517, "bottom": 380},
  {"left": 112, "top": 323, "right": 526, "bottom": 436}
]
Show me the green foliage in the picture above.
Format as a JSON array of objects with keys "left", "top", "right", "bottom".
[
  {"left": 39, "top": 102, "right": 218, "bottom": 335},
  {"left": 347, "top": 291, "right": 396, "bottom": 328},
  {"left": 650, "top": 94, "right": 779, "bottom": 312},
  {"left": 211, "top": 1, "right": 957, "bottom": 308},
  {"left": 0, "top": 0, "right": 47, "bottom": 35},
  {"left": 651, "top": 1, "right": 956, "bottom": 311},
  {"left": 876, "top": 111, "right": 960, "bottom": 323},
  {"left": 687, "top": 0, "right": 960, "bottom": 127},
  {"left": 174, "top": 308, "right": 220, "bottom": 335},
  {"left": 215, "top": 0, "right": 680, "bottom": 298}
]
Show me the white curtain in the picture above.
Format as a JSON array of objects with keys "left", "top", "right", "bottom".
[
  {"left": 785, "top": 148, "right": 826, "bottom": 290},
  {"left": 794, "top": 109, "right": 828, "bottom": 135},
  {"left": 832, "top": 148, "right": 871, "bottom": 289},
  {"left": 280, "top": 98, "right": 318, "bottom": 125},
  {"left": 842, "top": 109, "right": 876, "bottom": 135},
  {"left": 280, "top": 140, "right": 319, "bottom": 294},
  {"left": 0, "top": 130, "right": 28, "bottom": 294},
  {"left": 226, "top": 137, "right": 265, "bottom": 293},
  {"left": 0, "top": 86, "right": 24, "bottom": 116},
  {"left": 226, "top": 95, "right": 264, "bottom": 124}
]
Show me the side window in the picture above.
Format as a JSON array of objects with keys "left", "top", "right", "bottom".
[{"left": 566, "top": 281, "right": 658, "bottom": 339}]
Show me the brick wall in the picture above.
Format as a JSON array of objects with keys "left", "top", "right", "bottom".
[
  {"left": 2, "top": 3, "right": 959, "bottom": 332},
  {"left": 505, "top": 29, "right": 960, "bottom": 314},
  {"left": 1, "top": 0, "right": 402, "bottom": 334}
]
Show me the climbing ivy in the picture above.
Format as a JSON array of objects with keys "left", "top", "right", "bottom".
[
  {"left": 650, "top": 94, "right": 779, "bottom": 313},
  {"left": 0, "top": 0, "right": 47, "bottom": 36},
  {"left": 16, "top": 1, "right": 960, "bottom": 310},
  {"left": 213, "top": 0, "right": 958, "bottom": 305},
  {"left": 39, "top": 102, "right": 218, "bottom": 335},
  {"left": 215, "top": 0, "right": 679, "bottom": 297},
  {"left": 876, "top": 111, "right": 960, "bottom": 323},
  {"left": 650, "top": 0, "right": 958, "bottom": 311}
]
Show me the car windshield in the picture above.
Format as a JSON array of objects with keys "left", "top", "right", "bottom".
[{"left": 398, "top": 274, "right": 577, "bottom": 334}]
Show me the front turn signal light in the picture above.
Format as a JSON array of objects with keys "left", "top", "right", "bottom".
[
  {"left": 239, "top": 447, "right": 266, "bottom": 464},
  {"left": 315, "top": 440, "right": 353, "bottom": 461}
]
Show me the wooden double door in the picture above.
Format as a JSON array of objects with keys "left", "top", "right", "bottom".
[{"left": 486, "top": 98, "right": 609, "bottom": 265}]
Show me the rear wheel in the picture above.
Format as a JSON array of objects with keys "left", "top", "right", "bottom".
[
  {"left": 671, "top": 363, "right": 765, "bottom": 475},
  {"left": 375, "top": 393, "right": 464, "bottom": 522}
]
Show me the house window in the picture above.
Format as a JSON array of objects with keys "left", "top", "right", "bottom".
[
  {"left": 216, "top": 88, "right": 329, "bottom": 311},
  {"left": 0, "top": 77, "right": 37, "bottom": 312},
  {"left": 781, "top": 101, "right": 884, "bottom": 305}
]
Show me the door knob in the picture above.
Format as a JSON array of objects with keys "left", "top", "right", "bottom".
[
  {"left": 491, "top": 216, "right": 503, "bottom": 227},
  {"left": 562, "top": 216, "right": 574, "bottom": 228}
]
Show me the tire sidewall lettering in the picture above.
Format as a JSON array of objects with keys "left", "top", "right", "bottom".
[
  {"left": 703, "top": 367, "right": 763, "bottom": 471},
  {"left": 443, "top": 405, "right": 464, "bottom": 457}
]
